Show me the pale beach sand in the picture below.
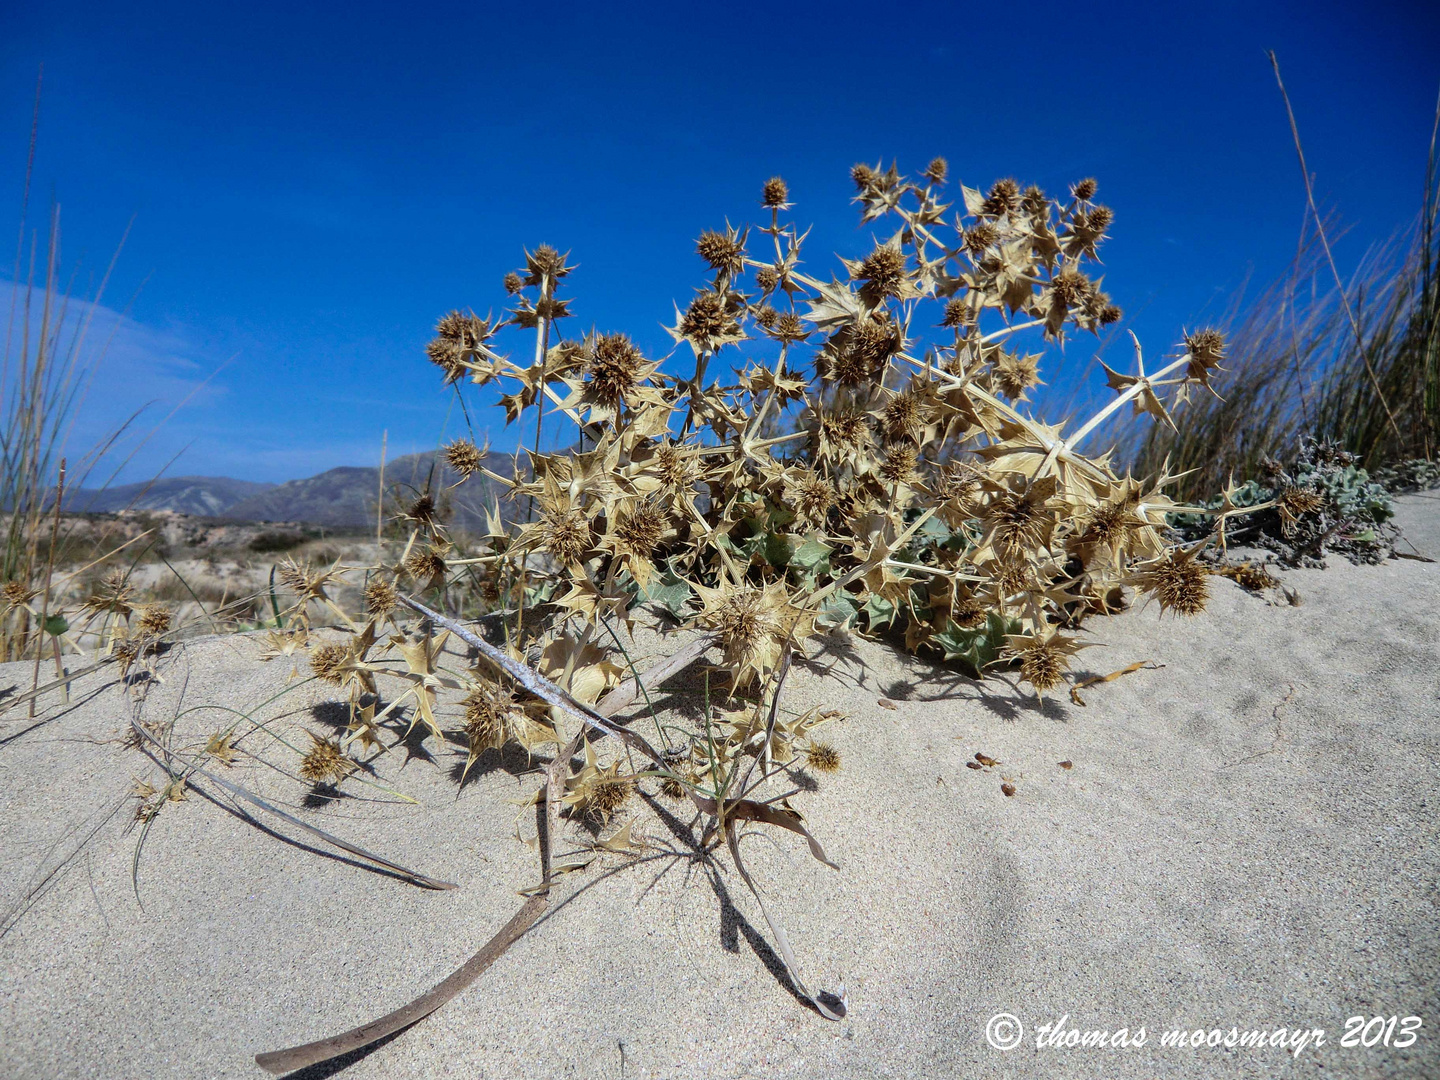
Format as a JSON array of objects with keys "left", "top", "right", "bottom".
[{"left": 1, "top": 496, "right": 1437, "bottom": 1079}]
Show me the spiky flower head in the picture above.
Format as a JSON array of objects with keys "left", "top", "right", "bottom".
[
  {"left": 992, "top": 351, "right": 1043, "bottom": 401},
  {"left": 784, "top": 468, "right": 836, "bottom": 528},
  {"left": 461, "top": 677, "right": 528, "bottom": 758},
  {"left": 982, "top": 178, "right": 1022, "bottom": 217},
  {"left": 854, "top": 245, "right": 908, "bottom": 300},
  {"left": 963, "top": 223, "right": 998, "bottom": 257},
  {"left": 503, "top": 271, "right": 524, "bottom": 295},
  {"left": 804, "top": 740, "right": 841, "bottom": 773},
  {"left": 309, "top": 641, "right": 349, "bottom": 684},
  {"left": 924, "top": 157, "right": 948, "bottom": 184},
  {"left": 942, "top": 296, "right": 971, "bottom": 328},
  {"left": 1276, "top": 484, "right": 1325, "bottom": 535},
  {"left": 1073, "top": 178, "right": 1098, "bottom": 201},
  {"left": 850, "top": 163, "right": 878, "bottom": 190},
  {"left": 444, "top": 438, "right": 483, "bottom": 478},
  {"left": 403, "top": 543, "right": 449, "bottom": 590},
  {"left": 696, "top": 228, "right": 746, "bottom": 277},
  {"left": 82, "top": 569, "right": 135, "bottom": 618},
  {"left": 2, "top": 579, "right": 37, "bottom": 611},
  {"left": 364, "top": 578, "right": 399, "bottom": 618},
  {"left": 538, "top": 502, "right": 593, "bottom": 568},
  {"left": 522, "top": 244, "right": 572, "bottom": 288},
  {"left": 299, "top": 731, "right": 356, "bottom": 786},
  {"left": 879, "top": 444, "right": 920, "bottom": 486},
  {"left": 1050, "top": 267, "right": 1093, "bottom": 306},
  {"left": 755, "top": 265, "right": 780, "bottom": 293},
  {"left": 1182, "top": 328, "right": 1226, "bottom": 385},
  {"left": 772, "top": 312, "right": 809, "bottom": 344},
  {"left": 1129, "top": 547, "right": 1209, "bottom": 616},
  {"left": 585, "top": 332, "right": 653, "bottom": 414},
  {"left": 678, "top": 291, "right": 742, "bottom": 353},
  {"left": 562, "top": 743, "right": 636, "bottom": 822},
  {"left": 880, "top": 386, "right": 936, "bottom": 445},
  {"left": 1003, "top": 629, "right": 1087, "bottom": 699},
  {"left": 761, "top": 176, "right": 790, "bottom": 208},
  {"left": 694, "top": 579, "right": 817, "bottom": 692},
  {"left": 136, "top": 604, "right": 172, "bottom": 638},
  {"left": 426, "top": 311, "right": 494, "bottom": 384},
  {"left": 405, "top": 491, "right": 443, "bottom": 530},
  {"left": 613, "top": 502, "right": 667, "bottom": 562}
]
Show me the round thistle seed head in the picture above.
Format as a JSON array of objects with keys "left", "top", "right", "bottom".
[
  {"left": 539, "top": 506, "right": 593, "bottom": 567},
  {"left": 463, "top": 679, "right": 518, "bottom": 755},
  {"left": 964, "top": 222, "right": 999, "bottom": 257},
  {"left": 773, "top": 312, "right": 808, "bottom": 343},
  {"left": 299, "top": 731, "right": 356, "bottom": 786},
  {"left": 503, "top": 271, "right": 524, "bottom": 295},
  {"left": 406, "top": 492, "right": 441, "bottom": 528},
  {"left": 680, "top": 291, "right": 734, "bottom": 351},
  {"left": 786, "top": 469, "right": 836, "bottom": 526},
  {"left": 696, "top": 230, "right": 746, "bottom": 277},
  {"left": 1050, "top": 267, "right": 1092, "bottom": 306},
  {"left": 942, "top": 297, "right": 970, "bottom": 328},
  {"left": 585, "top": 333, "right": 649, "bottom": 410},
  {"left": 426, "top": 311, "right": 492, "bottom": 384},
  {"left": 804, "top": 740, "right": 841, "bottom": 773},
  {"left": 615, "top": 502, "right": 666, "bottom": 560},
  {"left": 3, "top": 579, "right": 37, "bottom": 611},
  {"left": 880, "top": 388, "right": 932, "bottom": 445},
  {"left": 403, "top": 545, "right": 448, "bottom": 587},
  {"left": 590, "top": 776, "right": 634, "bottom": 820},
  {"left": 660, "top": 774, "right": 688, "bottom": 800},
  {"left": 1134, "top": 549, "right": 1209, "bottom": 616},
  {"left": 523, "top": 244, "right": 570, "bottom": 287},
  {"left": 754, "top": 304, "right": 779, "bottom": 330},
  {"left": 855, "top": 246, "right": 908, "bottom": 299},
  {"left": 761, "top": 176, "right": 790, "bottom": 208},
  {"left": 1022, "top": 185, "right": 1048, "bottom": 216},
  {"left": 1020, "top": 644, "right": 1065, "bottom": 692},
  {"left": 879, "top": 444, "right": 920, "bottom": 486},
  {"left": 1087, "top": 205, "right": 1114, "bottom": 232},
  {"left": 754, "top": 265, "right": 780, "bottom": 293},
  {"left": 850, "top": 163, "right": 878, "bottom": 190},
  {"left": 653, "top": 442, "right": 697, "bottom": 493},
  {"left": 983, "top": 178, "right": 1022, "bottom": 217},
  {"left": 444, "top": 438, "right": 483, "bottom": 478},
  {"left": 1184, "top": 328, "right": 1226, "bottom": 383},
  {"left": 309, "top": 642, "right": 349, "bottom": 684},
  {"left": 924, "top": 157, "right": 949, "bottom": 184},
  {"left": 1073, "top": 177, "right": 1098, "bottom": 201},
  {"left": 364, "top": 578, "right": 399, "bottom": 618},
  {"left": 136, "top": 604, "right": 172, "bottom": 638},
  {"left": 1100, "top": 304, "right": 1123, "bottom": 325},
  {"left": 992, "top": 351, "right": 1043, "bottom": 401}
]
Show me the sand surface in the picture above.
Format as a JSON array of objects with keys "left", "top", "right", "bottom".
[{"left": 1, "top": 496, "right": 1438, "bottom": 1080}]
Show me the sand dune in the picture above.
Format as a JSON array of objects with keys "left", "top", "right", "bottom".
[{"left": 1, "top": 496, "right": 1437, "bottom": 1080}]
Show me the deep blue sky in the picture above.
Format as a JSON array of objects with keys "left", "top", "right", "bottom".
[{"left": 3, "top": 1, "right": 1438, "bottom": 484}]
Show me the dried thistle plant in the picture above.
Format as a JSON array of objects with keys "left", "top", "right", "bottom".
[{"left": 234, "top": 161, "right": 1288, "bottom": 1071}]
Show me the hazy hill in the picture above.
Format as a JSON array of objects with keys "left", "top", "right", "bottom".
[
  {"left": 65, "top": 476, "right": 276, "bottom": 517},
  {"left": 222, "top": 450, "right": 521, "bottom": 528},
  {"left": 62, "top": 452, "right": 522, "bottom": 529}
]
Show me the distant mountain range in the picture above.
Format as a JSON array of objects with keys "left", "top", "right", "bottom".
[{"left": 65, "top": 452, "right": 521, "bottom": 529}]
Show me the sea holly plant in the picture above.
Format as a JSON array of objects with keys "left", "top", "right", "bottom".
[{"left": 153, "top": 162, "right": 1295, "bottom": 1072}]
